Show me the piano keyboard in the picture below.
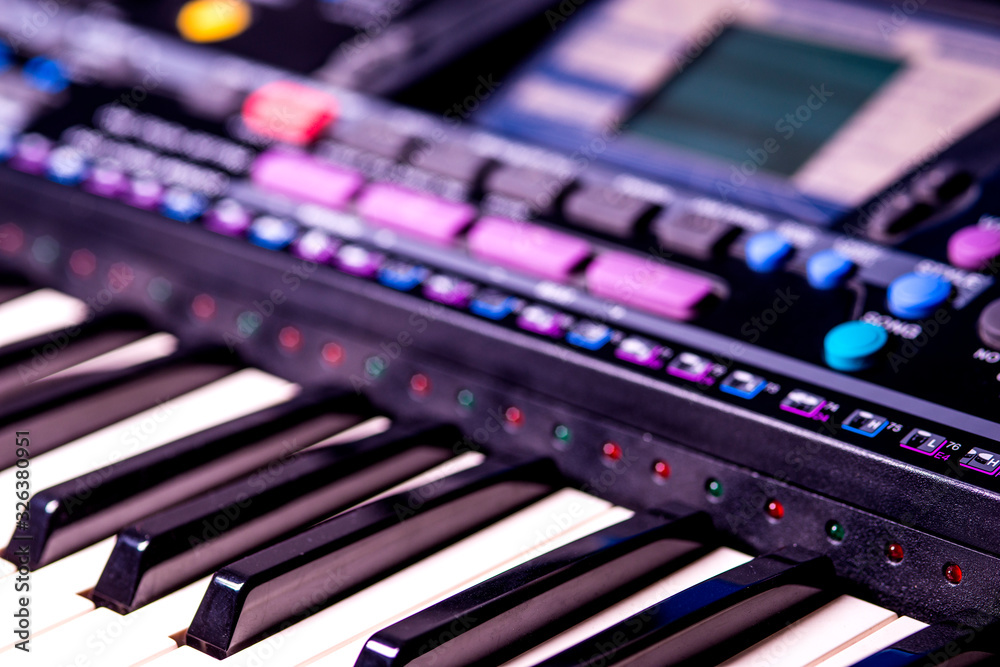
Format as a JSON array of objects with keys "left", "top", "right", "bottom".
[{"left": 3, "top": 283, "right": 993, "bottom": 667}]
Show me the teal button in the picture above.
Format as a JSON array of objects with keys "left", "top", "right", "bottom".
[
  {"left": 824, "top": 321, "right": 888, "bottom": 371},
  {"left": 887, "top": 272, "right": 950, "bottom": 320}
]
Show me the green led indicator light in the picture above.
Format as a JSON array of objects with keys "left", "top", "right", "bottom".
[
  {"left": 706, "top": 478, "right": 724, "bottom": 499},
  {"left": 32, "top": 235, "right": 59, "bottom": 265},
  {"left": 236, "top": 311, "right": 263, "bottom": 338},
  {"left": 456, "top": 389, "right": 475, "bottom": 409},
  {"left": 553, "top": 424, "right": 572, "bottom": 443},
  {"left": 147, "top": 277, "right": 172, "bottom": 303},
  {"left": 826, "top": 520, "right": 846, "bottom": 542},
  {"left": 364, "top": 356, "right": 387, "bottom": 379}
]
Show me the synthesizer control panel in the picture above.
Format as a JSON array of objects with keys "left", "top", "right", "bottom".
[{"left": 2, "top": 0, "right": 1000, "bottom": 626}]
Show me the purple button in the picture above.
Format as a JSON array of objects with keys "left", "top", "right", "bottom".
[
  {"left": 355, "top": 184, "right": 476, "bottom": 244},
  {"left": 586, "top": 252, "right": 715, "bottom": 321},
  {"left": 423, "top": 274, "right": 475, "bottom": 307},
  {"left": 948, "top": 225, "right": 1000, "bottom": 270},
  {"left": 335, "top": 244, "right": 383, "bottom": 277},
  {"left": 667, "top": 352, "right": 713, "bottom": 382},
  {"left": 204, "top": 199, "right": 252, "bottom": 236},
  {"left": 11, "top": 134, "right": 51, "bottom": 174},
  {"left": 517, "top": 304, "right": 568, "bottom": 337},
  {"left": 292, "top": 229, "right": 340, "bottom": 263},
  {"left": 252, "top": 149, "right": 363, "bottom": 210},
  {"left": 84, "top": 160, "right": 128, "bottom": 198},
  {"left": 467, "top": 217, "right": 591, "bottom": 281},
  {"left": 126, "top": 175, "right": 164, "bottom": 210},
  {"left": 614, "top": 336, "right": 665, "bottom": 368}
]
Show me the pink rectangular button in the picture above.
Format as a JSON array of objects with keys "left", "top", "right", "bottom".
[
  {"left": 467, "top": 217, "right": 591, "bottom": 281},
  {"left": 355, "top": 184, "right": 476, "bottom": 244},
  {"left": 251, "top": 149, "right": 363, "bottom": 210},
  {"left": 586, "top": 252, "right": 715, "bottom": 321}
]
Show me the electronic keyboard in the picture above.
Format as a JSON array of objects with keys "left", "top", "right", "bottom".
[{"left": 2, "top": 0, "right": 1000, "bottom": 664}]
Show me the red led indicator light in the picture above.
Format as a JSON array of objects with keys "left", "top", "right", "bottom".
[
  {"left": 278, "top": 326, "right": 303, "bottom": 352},
  {"left": 69, "top": 249, "right": 97, "bottom": 278},
  {"left": 191, "top": 294, "right": 216, "bottom": 320},
  {"left": 602, "top": 442, "right": 623, "bottom": 462},
  {"left": 409, "top": 373, "right": 431, "bottom": 396},
  {"left": 886, "top": 543, "right": 904, "bottom": 563},
  {"left": 322, "top": 342, "right": 345, "bottom": 366},
  {"left": 505, "top": 406, "right": 525, "bottom": 428},
  {"left": 765, "top": 499, "right": 785, "bottom": 520},
  {"left": 652, "top": 460, "right": 671, "bottom": 480},
  {"left": 944, "top": 563, "right": 963, "bottom": 584}
]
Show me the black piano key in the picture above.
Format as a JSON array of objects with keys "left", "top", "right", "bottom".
[
  {"left": 0, "top": 346, "right": 236, "bottom": 468},
  {"left": 92, "top": 421, "right": 471, "bottom": 614},
  {"left": 851, "top": 614, "right": 999, "bottom": 667},
  {"left": 534, "top": 548, "right": 834, "bottom": 667},
  {"left": 185, "top": 457, "right": 558, "bottom": 659},
  {"left": 0, "top": 284, "right": 31, "bottom": 305},
  {"left": 7, "top": 387, "right": 372, "bottom": 568},
  {"left": 0, "top": 313, "right": 152, "bottom": 399},
  {"left": 355, "top": 510, "right": 714, "bottom": 667}
]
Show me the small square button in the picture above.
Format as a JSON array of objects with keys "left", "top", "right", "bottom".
[
  {"left": 900, "top": 429, "right": 947, "bottom": 456},
  {"left": 960, "top": 448, "right": 1000, "bottom": 475},
  {"left": 720, "top": 370, "right": 766, "bottom": 399},
  {"left": 566, "top": 321, "right": 613, "bottom": 351},
  {"left": 614, "top": 336, "right": 665, "bottom": 368},
  {"left": 841, "top": 409, "right": 888, "bottom": 437},
  {"left": 667, "top": 352, "right": 712, "bottom": 382},
  {"left": 780, "top": 390, "right": 826, "bottom": 418}
]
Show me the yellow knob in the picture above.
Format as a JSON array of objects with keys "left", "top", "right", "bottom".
[{"left": 177, "top": 0, "right": 252, "bottom": 43}]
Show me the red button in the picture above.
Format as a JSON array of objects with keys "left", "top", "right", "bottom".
[{"left": 242, "top": 81, "right": 337, "bottom": 146}]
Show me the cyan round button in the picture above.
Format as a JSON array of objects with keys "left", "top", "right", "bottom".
[
  {"left": 807, "top": 249, "right": 855, "bottom": 290},
  {"left": 887, "top": 272, "right": 951, "bottom": 319},
  {"left": 824, "top": 321, "right": 888, "bottom": 371},
  {"left": 745, "top": 231, "right": 793, "bottom": 273}
]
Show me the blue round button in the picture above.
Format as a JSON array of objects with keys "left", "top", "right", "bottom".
[
  {"left": 824, "top": 321, "right": 888, "bottom": 371},
  {"left": 23, "top": 57, "right": 69, "bottom": 94},
  {"left": 887, "top": 272, "right": 951, "bottom": 320},
  {"left": 806, "top": 249, "right": 854, "bottom": 290},
  {"left": 745, "top": 231, "right": 793, "bottom": 273}
]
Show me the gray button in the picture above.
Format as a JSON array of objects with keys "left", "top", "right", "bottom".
[
  {"left": 977, "top": 299, "right": 1000, "bottom": 349},
  {"left": 562, "top": 187, "right": 655, "bottom": 238},
  {"left": 654, "top": 209, "right": 739, "bottom": 261},
  {"left": 960, "top": 447, "right": 1000, "bottom": 475},
  {"left": 331, "top": 120, "right": 414, "bottom": 160},
  {"left": 409, "top": 141, "right": 492, "bottom": 184},
  {"left": 484, "top": 165, "right": 567, "bottom": 213}
]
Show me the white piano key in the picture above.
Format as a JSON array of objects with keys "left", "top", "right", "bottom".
[
  {"left": 0, "top": 369, "right": 298, "bottom": 567},
  {"left": 147, "top": 491, "right": 628, "bottom": 667},
  {"left": 813, "top": 616, "right": 929, "bottom": 667},
  {"left": 0, "top": 575, "right": 214, "bottom": 666},
  {"left": 718, "top": 595, "right": 898, "bottom": 667},
  {"left": 0, "top": 543, "right": 111, "bottom": 649},
  {"left": 502, "top": 547, "right": 755, "bottom": 667},
  {"left": 45, "top": 332, "right": 178, "bottom": 379},
  {"left": 360, "top": 450, "right": 486, "bottom": 503},
  {"left": 2, "top": 537, "right": 116, "bottom": 593},
  {"left": 0, "top": 289, "right": 89, "bottom": 349},
  {"left": 308, "top": 503, "right": 636, "bottom": 667},
  {"left": 2, "top": 440, "right": 477, "bottom": 663},
  {"left": 305, "top": 416, "right": 393, "bottom": 449}
]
